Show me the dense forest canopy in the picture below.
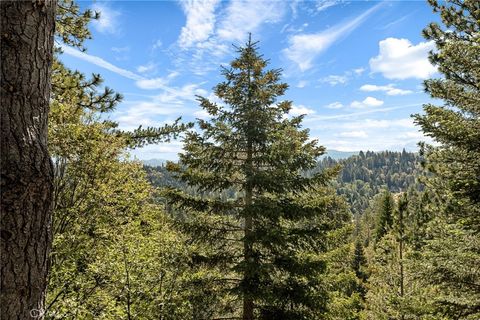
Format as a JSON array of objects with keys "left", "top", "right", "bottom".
[{"left": 0, "top": 0, "right": 478, "bottom": 319}]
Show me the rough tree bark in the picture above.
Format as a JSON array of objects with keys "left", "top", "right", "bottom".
[
  {"left": 243, "top": 141, "right": 254, "bottom": 320},
  {"left": 1, "top": 1, "right": 56, "bottom": 319}
]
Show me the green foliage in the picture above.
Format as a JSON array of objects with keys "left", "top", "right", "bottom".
[
  {"left": 45, "top": 1, "right": 479, "bottom": 319},
  {"left": 361, "top": 193, "right": 439, "bottom": 320},
  {"left": 317, "top": 150, "right": 421, "bottom": 215},
  {"left": 323, "top": 225, "right": 365, "bottom": 320},
  {"left": 374, "top": 191, "right": 395, "bottom": 241},
  {"left": 163, "top": 37, "right": 350, "bottom": 319},
  {"left": 47, "top": 59, "right": 193, "bottom": 319},
  {"left": 415, "top": 219, "right": 480, "bottom": 319},
  {"left": 362, "top": 233, "right": 438, "bottom": 320},
  {"left": 414, "top": 0, "right": 480, "bottom": 227},
  {"left": 46, "top": 3, "right": 193, "bottom": 318},
  {"left": 56, "top": 0, "right": 97, "bottom": 49},
  {"left": 411, "top": 1, "right": 480, "bottom": 318}
]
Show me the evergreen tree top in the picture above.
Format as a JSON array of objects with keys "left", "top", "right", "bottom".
[{"left": 171, "top": 36, "right": 328, "bottom": 195}]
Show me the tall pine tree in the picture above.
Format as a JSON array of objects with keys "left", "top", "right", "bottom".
[
  {"left": 165, "top": 37, "right": 349, "bottom": 320},
  {"left": 413, "top": 0, "right": 480, "bottom": 318}
]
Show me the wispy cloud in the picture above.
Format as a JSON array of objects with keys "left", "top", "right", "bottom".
[
  {"left": 152, "top": 39, "right": 163, "bottom": 50},
  {"left": 360, "top": 84, "right": 413, "bottom": 96},
  {"left": 217, "top": 0, "right": 286, "bottom": 42},
  {"left": 115, "top": 84, "right": 207, "bottom": 130},
  {"left": 319, "top": 67, "right": 365, "bottom": 86},
  {"left": 379, "top": 13, "right": 412, "bottom": 30},
  {"left": 60, "top": 44, "right": 142, "bottom": 80},
  {"left": 320, "top": 75, "right": 348, "bottom": 86},
  {"left": 353, "top": 67, "right": 365, "bottom": 75},
  {"left": 315, "top": 0, "right": 341, "bottom": 13},
  {"left": 91, "top": 3, "right": 121, "bottom": 35},
  {"left": 305, "top": 103, "right": 421, "bottom": 121},
  {"left": 284, "top": 2, "right": 383, "bottom": 71},
  {"left": 130, "top": 142, "right": 184, "bottom": 161},
  {"left": 310, "top": 117, "right": 427, "bottom": 153},
  {"left": 137, "top": 62, "right": 158, "bottom": 74},
  {"left": 60, "top": 45, "right": 195, "bottom": 100},
  {"left": 175, "top": 0, "right": 287, "bottom": 75},
  {"left": 296, "top": 80, "right": 308, "bottom": 88},
  {"left": 111, "top": 46, "right": 129, "bottom": 53},
  {"left": 325, "top": 102, "right": 344, "bottom": 109},
  {"left": 178, "top": 0, "right": 220, "bottom": 49},
  {"left": 338, "top": 130, "right": 368, "bottom": 138}
]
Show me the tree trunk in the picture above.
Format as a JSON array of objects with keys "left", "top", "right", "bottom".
[
  {"left": 243, "top": 140, "right": 254, "bottom": 320},
  {"left": 243, "top": 210, "right": 254, "bottom": 320},
  {"left": 1, "top": 1, "right": 56, "bottom": 319}
]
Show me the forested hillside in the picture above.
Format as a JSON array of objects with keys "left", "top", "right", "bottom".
[
  {"left": 146, "top": 150, "right": 421, "bottom": 216},
  {"left": 1, "top": 1, "right": 478, "bottom": 319},
  {"left": 319, "top": 150, "right": 421, "bottom": 215}
]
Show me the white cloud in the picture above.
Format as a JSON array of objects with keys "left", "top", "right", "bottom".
[
  {"left": 115, "top": 104, "right": 170, "bottom": 130},
  {"left": 360, "top": 84, "right": 413, "bottom": 96},
  {"left": 338, "top": 130, "right": 368, "bottom": 138},
  {"left": 217, "top": 0, "right": 286, "bottom": 42},
  {"left": 281, "top": 22, "right": 309, "bottom": 34},
  {"left": 193, "top": 109, "right": 212, "bottom": 120},
  {"left": 178, "top": 0, "right": 220, "bottom": 48},
  {"left": 309, "top": 117, "right": 429, "bottom": 153},
  {"left": 325, "top": 102, "right": 344, "bottom": 109},
  {"left": 350, "top": 96, "right": 384, "bottom": 108},
  {"left": 284, "top": 3, "right": 382, "bottom": 71},
  {"left": 320, "top": 75, "right": 348, "bottom": 86},
  {"left": 296, "top": 80, "right": 308, "bottom": 88},
  {"left": 370, "top": 38, "right": 436, "bottom": 79},
  {"left": 136, "top": 77, "right": 169, "bottom": 90},
  {"left": 379, "top": 14, "right": 411, "bottom": 31},
  {"left": 319, "top": 67, "right": 365, "bottom": 86},
  {"left": 60, "top": 44, "right": 142, "bottom": 80},
  {"left": 310, "top": 118, "right": 416, "bottom": 131},
  {"left": 91, "top": 3, "right": 121, "bottom": 35},
  {"left": 353, "top": 67, "right": 365, "bottom": 75},
  {"left": 341, "top": 118, "right": 415, "bottom": 130},
  {"left": 137, "top": 62, "right": 158, "bottom": 74},
  {"left": 111, "top": 46, "right": 129, "bottom": 61},
  {"left": 155, "top": 83, "right": 207, "bottom": 103},
  {"left": 130, "top": 142, "right": 184, "bottom": 161},
  {"left": 305, "top": 103, "right": 421, "bottom": 122},
  {"left": 289, "top": 104, "right": 316, "bottom": 116},
  {"left": 66, "top": 43, "right": 201, "bottom": 105},
  {"left": 152, "top": 39, "right": 163, "bottom": 50},
  {"left": 111, "top": 46, "right": 129, "bottom": 53},
  {"left": 116, "top": 84, "right": 207, "bottom": 131},
  {"left": 175, "top": 0, "right": 287, "bottom": 75},
  {"left": 316, "top": 0, "right": 340, "bottom": 12}
]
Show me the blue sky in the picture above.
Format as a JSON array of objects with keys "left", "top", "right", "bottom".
[{"left": 60, "top": 0, "right": 440, "bottom": 160}]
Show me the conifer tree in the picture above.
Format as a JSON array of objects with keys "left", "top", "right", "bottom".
[
  {"left": 414, "top": 0, "right": 480, "bottom": 227},
  {"left": 352, "top": 240, "right": 368, "bottom": 285},
  {"left": 412, "top": 1, "right": 480, "bottom": 317},
  {"left": 165, "top": 37, "right": 349, "bottom": 320},
  {"left": 374, "top": 191, "right": 394, "bottom": 241},
  {"left": 44, "top": 2, "right": 194, "bottom": 317},
  {"left": 363, "top": 193, "right": 437, "bottom": 320}
]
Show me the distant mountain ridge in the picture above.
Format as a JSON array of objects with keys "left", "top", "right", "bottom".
[
  {"left": 142, "top": 158, "right": 168, "bottom": 167},
  {"left": 321, "top": 150, "right": 359, "bottom": 160},
  {"left": 142, "top": 150, "right": 359, "bottom": 167}
]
